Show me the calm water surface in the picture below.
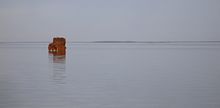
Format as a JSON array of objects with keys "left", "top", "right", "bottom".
[{"left": 0, "top": 43, "right": 220, "bottom": 108}]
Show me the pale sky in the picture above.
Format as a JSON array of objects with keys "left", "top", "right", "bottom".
[{"left": 0, "top": 0, "right": 220, "bottom": 42}]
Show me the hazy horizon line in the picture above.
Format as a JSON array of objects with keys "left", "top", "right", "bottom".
[{"left": 1, "top": 41, "right": 220, "bottom": 44}]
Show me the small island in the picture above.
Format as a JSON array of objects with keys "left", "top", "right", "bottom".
[{"left": 48, "top": 37, "right": 66, "bottom": 55}]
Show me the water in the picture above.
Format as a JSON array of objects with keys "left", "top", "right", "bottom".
[{"left": 0, "top": 43, "right": 220, "bottom": 108}]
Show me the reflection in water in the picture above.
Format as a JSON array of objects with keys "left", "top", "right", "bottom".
[{"left": 49, "top": 52, "right": 66, "bottom": 84}]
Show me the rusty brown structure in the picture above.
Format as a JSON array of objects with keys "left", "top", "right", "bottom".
[{"left": 48, "top": 37, "right": 66, "bottom": 55}]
